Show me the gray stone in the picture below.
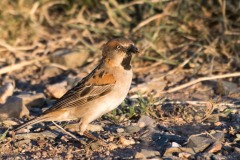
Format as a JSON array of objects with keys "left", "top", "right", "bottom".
[
  {"left": 42, "top": 66, "right": 63, "bottom": 78},
  {"left": 15, "top": 130, "right": 58, "bottom": 140},
  {"left": 0, "top": 96, "right": 29, "bottom": 121},
  {"left": 187, "top": 135, "right": 215, "bottom": 148},
  {"left": 17, "top": 93, "right": 46, "bottom": 108},
  {"left": 125, "top": 126, "right": 141, "bottom": 133},
  {"left": 66, "top": 77, "right": 81, "bottom": 88},
  {"left": 0, "top": 82, "right": 14, "bottom": 104},
  {"left": 138, "top": 149, "right": 160, "bottom": 159},
  {"left": 187, "top": 131, "right": 224, "bottom": 148},
  {"left": 51, "top": 50, "right": 89, "bottom": 68},
  {"left": 46, "top": 81, "right": 67, "bottom": 98},
  {"left": 216, "top": 80, "right": 238, "bottom": 95},
  {"left": 137, "top": 115, "right": 155, "bottom": 128}
]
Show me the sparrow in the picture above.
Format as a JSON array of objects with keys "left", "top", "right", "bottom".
[{"left": 15, "top": 37, "right": 139, "bottom": 142}]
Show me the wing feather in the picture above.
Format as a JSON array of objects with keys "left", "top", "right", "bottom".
[{"left": 43, "top": 66, "right": 116, "bottom": 115}]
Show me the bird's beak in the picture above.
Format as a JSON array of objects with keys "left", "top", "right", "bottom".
[{"left": 128, "top": 44, "right": 139, "bottom": 54}]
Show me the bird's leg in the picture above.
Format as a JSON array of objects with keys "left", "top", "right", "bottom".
[
  {"left": 83, "top": 130, "right": 98, "bottom": 141},
  {"left": 78, "top": 120, "right": 107, "bottom": 145},
  {"left": 78, "top": 119, "right": 108, "bottom": 146},
  {"left": 77, "top": 122, "right": 118, "bottom": 150},
  {"left": 83, "top": 131, "right": 107, "bottom": 146}
]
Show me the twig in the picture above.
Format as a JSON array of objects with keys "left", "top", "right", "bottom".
[
  {"left": 196, "top": 101, "right": 215, "bottom": 123},
  {"left": 117, "top": 0, "right": 165, "bottom": 10},
  {"left": 49, "top": 63, "right": 68, "bottom": 71},
  {"left": 14, "top": 130, "right": 58, "bottom": 140},
  {"left": 132, "top": 0, "right": 178, "bottom": 32},
  {"left": 0, "top": 40, "right": 36, "bottom": 57},
  {"left": 154, "top": 100, "right": 239, "bottom": 109},
  {"left": 133, "top": 13, "right": 166, "bottom": 32},
  {"left": 150, "top": 55, "right": 194, "bottom": 83},
  {"left": 133, "top": 60, "right": 163, "bottom": 72},
  {"left": 0, "top": 56, "right": 48, "bottom": 75},
  {"left": 52, "top": 121, "right": 80, "bottom": 142},
  {"left": 161, "top": 72, "right": 240, "bottom": 93},
  {"left": 0, "top": 40, "right": 18, "bottom": 53}
]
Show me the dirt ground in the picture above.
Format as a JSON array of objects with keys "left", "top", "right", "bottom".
[{"left": 0, "top": 0, "right": 240, "bottom": 159}]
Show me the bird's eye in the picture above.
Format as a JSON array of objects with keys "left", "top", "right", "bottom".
[{"left": 116, "top": 45, "right": 121, "bottom": 50}]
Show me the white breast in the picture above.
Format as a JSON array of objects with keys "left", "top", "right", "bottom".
[
  {"left": 84, "top": 68, "right": 133, "bottom": 122},
  {"left": 107, "top": 67, "right": 133, "bottom": 112}
]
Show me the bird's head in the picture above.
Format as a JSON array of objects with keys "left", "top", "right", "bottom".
[{"left": 102, "top": 38, "right": 139, "bottom": 70}]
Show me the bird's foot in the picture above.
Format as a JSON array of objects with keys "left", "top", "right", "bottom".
[{"left": 83, "top": 131, "right": 107, "bottom": 146}]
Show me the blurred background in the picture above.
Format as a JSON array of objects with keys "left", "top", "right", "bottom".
[{"left": 0, "top": 0, "right": 239, "bottom": 94}]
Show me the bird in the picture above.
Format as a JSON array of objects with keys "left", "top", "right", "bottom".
[{"left": 14, "top": 37, "right": 139, "bottom": 142}]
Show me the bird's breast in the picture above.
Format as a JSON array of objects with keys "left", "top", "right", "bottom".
[
  {"left": 105, "top": 68, "right": 133, "bottom": 111},
  {"left": 76, "top": 68, "right": 132, "bottom": 123}
]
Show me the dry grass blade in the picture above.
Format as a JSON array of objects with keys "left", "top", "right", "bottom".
[
  {"left": 101, "top": 1, "right": 120, "bottom": 28},
  {"left": 109, "top": 0, "right": 131, "bottom": 22},
  {"left": 0, "top": 40, "right": 18, "bottom": 53},
  {"left": 196, "top": 101, "right": 215, "bottom": 123},
  {"left": 133, "top": 13, "right": 166, "bottom": 33},
  {"left": 155, "top": 100, "right": 238, "bottom": 108},
  {"left": 133, "top": 0, "right": 178, "bottom": 32},
  {"left": 0, "top": 56, "right": 48, "bottom": 75},
  {"left": 162, "top": 72, "right": 240, "bottom": 93},
  {"left": 0, "top": 129, "right": 9, "bottom": 141},
  {"left": 41, "top": 0, "right": 67, "bottom": 26}
]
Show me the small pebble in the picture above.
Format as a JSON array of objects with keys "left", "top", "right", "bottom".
[
  {"left": 119, "top": 136, "right": 135, "bottom": 146},
  {"left": 135, "top": 152, "right": 145, "bottom": 159},
  {"left": 108, "top": 136, "right": 114, "bottom": 142},
  {"left": 172, "top": 142, "right": 181, "bottom": 147},
  {"left": 117, "top": 128, "right": 125, "bottom": 133},
  {"left": 42, "top": 151, "right": 48, "bottom": 158}
]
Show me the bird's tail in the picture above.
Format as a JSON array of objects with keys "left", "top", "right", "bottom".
[{"left": 14, "top": 116, "right": 48, "bottom": 132}]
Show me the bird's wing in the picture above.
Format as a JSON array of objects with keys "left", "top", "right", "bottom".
[{"left": 43, "top": 67, "right": 116, "bottom": 115}]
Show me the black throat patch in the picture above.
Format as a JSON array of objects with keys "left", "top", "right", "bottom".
[{"left": 121, "top": 54, "right": 132, "bottom": 70}]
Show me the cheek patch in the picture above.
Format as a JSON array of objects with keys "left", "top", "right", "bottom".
[{"left": 121, "top": 54, "right": 132, "bottom": 70}]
